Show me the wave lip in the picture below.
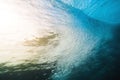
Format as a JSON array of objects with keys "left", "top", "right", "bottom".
[{"left": 60, "top": 0, "right": 120, "bottom": 24}]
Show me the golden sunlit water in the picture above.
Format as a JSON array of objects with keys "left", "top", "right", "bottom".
[
  {"left": 0, "top": 0, "right": 60, "bottom": 69},
  {"left": 0, "top": 0, "right": 119, "bottom": 80}
]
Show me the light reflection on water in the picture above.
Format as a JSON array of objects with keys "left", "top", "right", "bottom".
[
  {"left": 0, "top": 0, "right": 119, "bottom": 80},
  {"left": 0, "top": 0, "right": 60, "bottom": 76}
]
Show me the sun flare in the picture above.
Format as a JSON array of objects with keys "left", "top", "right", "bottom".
[{"left": 0, "top": 0, "right": 58, "bottom": 67}]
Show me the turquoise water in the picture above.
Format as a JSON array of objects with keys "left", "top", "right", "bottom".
[{"left": 0, "top": 0, "right": 120, "bottom": 80}]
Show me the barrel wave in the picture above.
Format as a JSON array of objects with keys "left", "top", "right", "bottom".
[{"left": 0, "top": 0, "right": 120, "bottom": 80}]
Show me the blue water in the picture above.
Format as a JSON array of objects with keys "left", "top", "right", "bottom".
[
  {"left": 51, "top": 0, "right": 120, "bottom": 80},
  {"left": 60, "top": 0, "right": 120, "bottom": 24},
  {"left": 0, "top": 0, "right": 120, "bottom": 80}
]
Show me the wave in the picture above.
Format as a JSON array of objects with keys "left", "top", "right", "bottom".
[
  {"left": 60, "top": 0, "right": 120, "bottom": 24},
  {"left": 50, "top": 0, "right": 119, "bottom": 80},
  {"left": 0, "top": 0, "right": 119, "bottom": 80}
]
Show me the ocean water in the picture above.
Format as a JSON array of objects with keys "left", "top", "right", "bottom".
[{"left": 0, "top": 0, "right": 120, "bottom": 80}]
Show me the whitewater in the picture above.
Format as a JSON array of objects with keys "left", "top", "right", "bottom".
[{"left": 0, "top": 0, "right": 120, "bottom": 80}]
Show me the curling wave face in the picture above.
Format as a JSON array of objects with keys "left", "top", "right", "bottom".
[{"left": 0, "top": 0, "right": 120, "bottom": 80}]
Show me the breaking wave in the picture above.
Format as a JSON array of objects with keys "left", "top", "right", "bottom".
[{"left": 0, "top": 0, "right": 120, "bottom": 80}]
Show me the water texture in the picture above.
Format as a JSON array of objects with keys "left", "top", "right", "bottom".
[{"left": 0, "top": 0, "right": 120, "bottom": 80}]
